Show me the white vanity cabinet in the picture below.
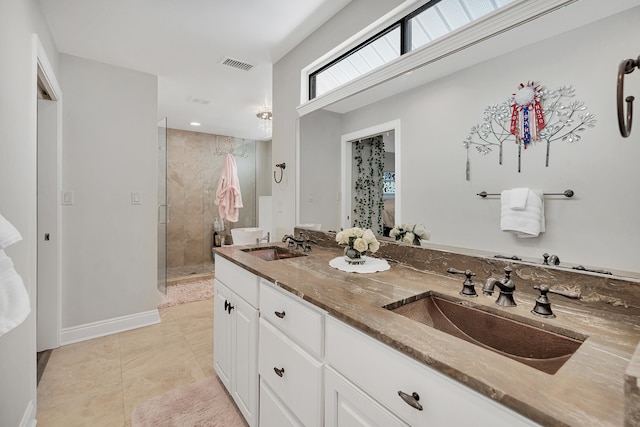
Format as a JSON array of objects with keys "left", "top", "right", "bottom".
[
  {"left": 213, "top": 256, "right": 259, "bottom": 427},
  {"left": 325, "top": 316, "right": 540, "bottom": 427},
  {"left": 258, "top": 280, "right": 326, "bottom": 427}
]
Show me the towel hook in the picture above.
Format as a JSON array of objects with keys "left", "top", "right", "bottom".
[
  {"left": 617, "top": 55, "right": 640, "bottom": 138},
  {"left": 274, "top": 162, "right": 286, "bottom": 184}
]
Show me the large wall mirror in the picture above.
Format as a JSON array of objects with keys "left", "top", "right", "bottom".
[
  {"left": 297, "top": 112, "right": 401, "bottom": 238},
  {"left": 296, "top": 5, "right": 640, "bottom": 279}
]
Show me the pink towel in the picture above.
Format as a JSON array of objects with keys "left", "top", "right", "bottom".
[{"left": 215, "top": 154, "right": 243, "bottom": 222}]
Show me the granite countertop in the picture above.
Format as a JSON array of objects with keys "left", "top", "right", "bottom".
[{"left": 214, "top": 241, "right": 640, "bottom": 426}]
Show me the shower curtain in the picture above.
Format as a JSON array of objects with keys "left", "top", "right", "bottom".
[{"left": 352, "top": 135, "right": 384, "bottom": 235}]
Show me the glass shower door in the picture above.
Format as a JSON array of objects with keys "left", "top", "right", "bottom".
[{"left": 157, "top": 118, "right": 168, "bottom": 293}]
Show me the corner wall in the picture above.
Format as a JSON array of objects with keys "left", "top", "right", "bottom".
[{"left": 0, "top": 1, "right": 59, "bottom": 425}]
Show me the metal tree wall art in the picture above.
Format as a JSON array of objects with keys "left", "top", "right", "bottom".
[{"left": 463, "top": 82, "right": 597, "bottom": 180}]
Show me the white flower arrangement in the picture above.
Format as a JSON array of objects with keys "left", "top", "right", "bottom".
[
  {"left": 335, "top": 227, "right": 380, "bottom": 254},
  {"left": 389, "top": 223, "right": 430, "bottom": 246}
]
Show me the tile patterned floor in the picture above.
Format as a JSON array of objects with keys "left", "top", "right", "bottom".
[
  {"left": 36, "top": 298, "right": 214, "bottom": 427},
  {"left": 167, "top": 262, "right": 215, "bottom": 281}
]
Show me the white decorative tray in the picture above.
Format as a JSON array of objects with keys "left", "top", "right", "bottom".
[{"left": 329, "top": 256, "right": 390, "bottom": 273}]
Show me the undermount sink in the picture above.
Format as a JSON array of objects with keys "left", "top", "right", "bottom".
[
  {"left": 384, "top": 292, "right": 585, "bottom": 375},
  {"left": 242, "top": 246, "right": 307, "bottom": 261}
]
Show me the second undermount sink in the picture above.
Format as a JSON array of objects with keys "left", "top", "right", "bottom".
[
  {"left": 242, "top": 246, "right": 307, "bottom": 261},
  {"left": 384, "top": 292, "right": 585, "bottom": 375}
]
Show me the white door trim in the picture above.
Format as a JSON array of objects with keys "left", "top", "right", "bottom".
[{"left": 33, "top": 34, "right": 62, "bottom": 351}]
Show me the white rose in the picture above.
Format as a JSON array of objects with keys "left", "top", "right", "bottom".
[
  {"left": 389, "top": 228, "right": 399, "bottom": 238},
  {"left": 368, "top": 239, "right": 380, "bottom": 253},
  {"left": 413, "top": 224, "right": 431, "bottom": 240},
  {"left": 335, "top": 231, "right": 345, "bottom": 244},
  {"left": 353, "top": 227, "right": 364, "bottom": 238},
  {"left": 402, "top": 232, "right": 415, "bottom": 244},
  {"left": 353, "top": 237, "right": 368, "bottom": 253},
  {"left": 362, "top": 229, "right": 376, "bottom": 244}
]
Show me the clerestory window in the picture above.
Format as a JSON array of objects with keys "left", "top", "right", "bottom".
[{"left": 308, "top": 0, "right": 516, "bottom": 100}]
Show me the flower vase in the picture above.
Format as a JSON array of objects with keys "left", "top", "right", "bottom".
[{"left": 344, "top": 245, "right": 366, "bottom": 265}]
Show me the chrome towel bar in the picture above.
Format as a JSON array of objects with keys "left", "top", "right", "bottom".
[{"left": 477, "top": 189, "right": 574, "bottom": 198}]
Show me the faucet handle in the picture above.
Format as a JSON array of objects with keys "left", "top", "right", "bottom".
[
  {"left": 446, "top": 268, "right": 478, "bottom": 298},
  {"left": 531, "top": 284, "right": 556, "bottom": 318},
  {"left": 502, "top": 266, "right": 512, "bottom": 279},
  {"left": 304, "top": 238, "right": 317, "bottom": 253},
  {"left": 446, "top": 268, "right": 475, "bottom": 279}
]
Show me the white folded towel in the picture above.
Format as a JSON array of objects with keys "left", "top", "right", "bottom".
[
  {"left": 0, "top": 213, "right": 22, "bottom": 249},
  {"left": 500, "top": 189, "right": 545, "bottom": 238},
  {"left": 0, "top": 249, "right": 30, "bottom": 338},
  {"left": 508, "top": 187, "right": 530, "bottom": 210}
]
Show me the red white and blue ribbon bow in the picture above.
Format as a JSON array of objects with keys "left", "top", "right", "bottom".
[{"left": 510, "top": 82, "right": 545, "bottom": 147}]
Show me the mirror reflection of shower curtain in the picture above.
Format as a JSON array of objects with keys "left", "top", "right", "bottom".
[{"left": 352, "top": 135, "right": 384, "bottom": 234}]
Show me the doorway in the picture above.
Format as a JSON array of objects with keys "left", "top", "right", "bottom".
[
  {"left": 35, "top": 35, "right": 62, "bottom": 357},
  {"left": 341, "top": 120, "right": 401, "bottom": 233}
]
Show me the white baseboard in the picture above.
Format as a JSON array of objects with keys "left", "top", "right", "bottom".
[
  {"left": 19, "top": 400, "right": 36, "bottom": 427},
  {"left": 60, "top": 309, "right": 161, "bottom": 345}
]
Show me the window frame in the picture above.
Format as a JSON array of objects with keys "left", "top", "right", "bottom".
[
  {"left": 298, "top": 0, "right": 577, "bottom": 117},
  {"left": 308, "top": 1, "right": 442, "bottom": 100}
]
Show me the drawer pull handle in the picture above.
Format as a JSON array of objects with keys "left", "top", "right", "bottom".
[
  {"left": 274, "top": 310, "right": 286, "bottom": 318},
  {"left": 273, "top": 367, "right": 285, "bottom": 378},
  {"left": 398, "top": 391, "right": 423, "bottom": 411}
]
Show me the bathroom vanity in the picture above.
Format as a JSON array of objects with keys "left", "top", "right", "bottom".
[{"left": 213, "top": 231, "right": 640, "bottom": 426}]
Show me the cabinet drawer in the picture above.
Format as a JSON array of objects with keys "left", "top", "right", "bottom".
[
  {"left": 260, "top": 280, "right": 324, "bottom": 358},
  {"left": 260, "top": 379, "right": 304, "bottom": 427},
  {"left": 259, "top": 318, "right": 323, "bottom": 427},
  {"left": 326, "top": 317, "right": 538, "bottom": 427},
  {"left": 214, "top": 255, "right": 259, "bottom": 308}
]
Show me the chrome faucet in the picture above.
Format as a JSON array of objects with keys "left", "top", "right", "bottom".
[
  {"left": 482, "top": 266, "right": 517, "bottom": 307},
  {"left": 256, "top": 232, "right": 270, "bottom": 244},
  {"left": 301, "top": 233, "right": 317, "bottom": 253},
  {"left": 282, "top": 234, "right": 304, "bottom": 250}
]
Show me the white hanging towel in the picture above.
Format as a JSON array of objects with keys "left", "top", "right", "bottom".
[
  {"left": 215, "top": 154, "right": 243, "bottom": 222},
  {"left": 500, "top": 189, "right": 545, "bottom": 238},
  {"left": 0, "top": 213, "right": 30, "bottom": 338},
  {"left": 0, "top": 212, "right": 22, "bottom": 249}
]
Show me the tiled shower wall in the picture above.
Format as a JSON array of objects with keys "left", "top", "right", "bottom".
[{"left": 167, "top": 129, "right": 256, "bottom": 269}]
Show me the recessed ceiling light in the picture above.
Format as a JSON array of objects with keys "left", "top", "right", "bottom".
[{"left": 190, "top": 122, "right": 201, "bottom": 126}]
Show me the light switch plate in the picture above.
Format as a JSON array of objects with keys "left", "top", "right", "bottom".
[
  {"left": 61, "top": 190, "right": 74, "bottom": 205},
  {"left": 131, "top": 192, "right": 141, "bottom": 205}
]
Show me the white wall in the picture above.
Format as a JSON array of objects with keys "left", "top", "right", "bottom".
[
  {"left": 0, "top": 0, "right": 59, "bottom": 425},
  {"left": 60, "top": 54, "right": 159, "bottom": 328},
  {"left": 299, "top": 110, "right": 342, "bottom": 229},
  {"left": 279, "top": 2, "right": 640, "bottom": 275},
  {"left": 272, "top": 0, "right": 404, "bottom": 240},
  {"left": 256, "top": 139, "right": 272, "bottom": 199}
]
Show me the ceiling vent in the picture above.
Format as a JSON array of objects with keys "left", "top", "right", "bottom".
[{"left": 220, "top": 57, "right": 254, "bottom": 71}]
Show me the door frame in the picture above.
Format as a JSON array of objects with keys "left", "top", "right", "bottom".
[
  {"left": 34, "top": 34, "right": 62, "bottom": 351},
  {"left": 340, "top": 120, "right": 401, "bottom": 230}
]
